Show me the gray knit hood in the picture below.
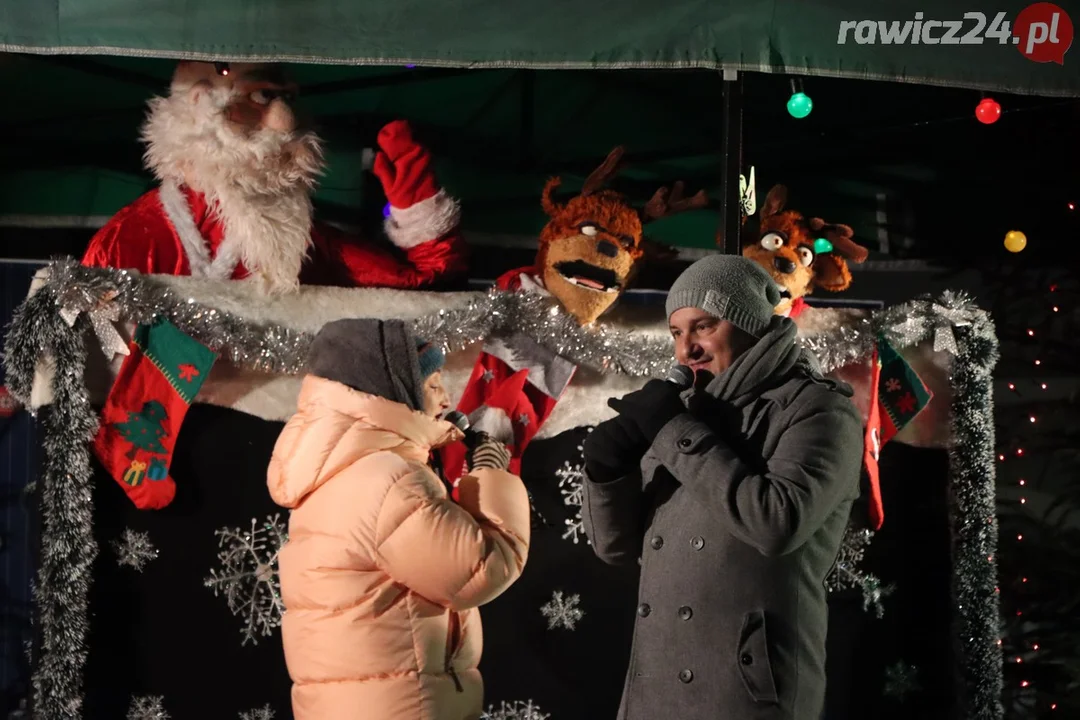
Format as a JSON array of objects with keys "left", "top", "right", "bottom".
[{"left": 305, "top": 318, "right": 425, "bottom": 412}]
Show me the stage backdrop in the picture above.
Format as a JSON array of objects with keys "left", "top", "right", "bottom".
[{"left": 5, "top": 262, "right": 1001, "bottom": 720}]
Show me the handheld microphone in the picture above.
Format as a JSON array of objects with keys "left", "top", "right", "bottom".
[
  {"left": 445, "top": 410, "right": 470, "bottom": 432},
  {"left": 445, "top": 410, "right": 488, "bottom": 451},
  {"left": 665, "top": 364, "right": 694, "bottom": 389},
  {"left": 444, "top": 410, "right": 476, "bottom": 446}
]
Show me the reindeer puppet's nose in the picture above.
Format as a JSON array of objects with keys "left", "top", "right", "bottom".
[
  {"left": 596, "top": 240, "right": 618, "bottom": 258},
  {"left": 773, "top": 256, "right": 797, "bottom": 274}
]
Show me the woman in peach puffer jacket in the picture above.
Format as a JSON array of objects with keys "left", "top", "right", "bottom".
[{"left": 268, "top": 318, "right": 530, "bottom": 720}]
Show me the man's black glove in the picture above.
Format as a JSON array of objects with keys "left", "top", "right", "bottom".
[
  {"left": 607, "top": 378, "right": 687, "bottom": 445},
  {"left": 584, "top": 414, "right": 648, "bottom": 484}
]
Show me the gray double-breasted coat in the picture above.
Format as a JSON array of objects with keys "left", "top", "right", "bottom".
[{"left": 582, "top": 363, "right": 863, "bottom": 719}]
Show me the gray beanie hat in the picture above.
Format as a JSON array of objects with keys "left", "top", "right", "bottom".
[{"left": 665, "top": 255, "right": 781, "bottom": 337}]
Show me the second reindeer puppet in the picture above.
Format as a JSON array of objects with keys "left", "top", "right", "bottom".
[{"left": 741, "top": 184, "right": 867, "bottom": 318}]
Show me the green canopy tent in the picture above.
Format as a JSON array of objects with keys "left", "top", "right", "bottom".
[{"left": 2, "top": 0, "right": 1079, "bottom": 265}]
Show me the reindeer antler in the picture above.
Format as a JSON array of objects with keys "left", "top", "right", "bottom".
[
  {"left": 809, "top": 218, "right": 869, "bottom": 263},
  {"left": 642, "top": 181, "right": 709, "bottom": 222},
  {"left": 581, "top": 146, "right": 626, "bottom": 196}
]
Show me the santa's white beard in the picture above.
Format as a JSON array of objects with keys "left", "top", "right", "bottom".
[{"left": 141, "top": 86, "right": 325, "bottom": 292}]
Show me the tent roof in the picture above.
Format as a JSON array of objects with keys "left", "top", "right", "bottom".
[
  {"left": 3, "top": 0, "right": 1080, "bottom": 96},
  {"left": 1, "top": 52, "right": 1078, "bottom": 263}
]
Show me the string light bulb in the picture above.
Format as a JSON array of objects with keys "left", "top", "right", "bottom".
[
  {"left": 976, "top": 97, "right": 1002, "bottom": 124},
  {"left": 786, "top": 79, "right": 813, "bottom": 119}
]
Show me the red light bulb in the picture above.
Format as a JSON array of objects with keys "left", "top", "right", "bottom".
[{"left": 976, "top": 97, "right": 1002, "bottom": 124}]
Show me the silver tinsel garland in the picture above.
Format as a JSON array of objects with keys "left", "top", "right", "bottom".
[
  {"left": 824, "top": 526, "right": 894, "bottom": 618},
  {"left": 946, "top": 312, "right": 1003, "bottom": 720},
  {"left": 1, "top": 259, "right": 1002, "bottom": 719},
  {"left": 3, "top": 278, "right": 99, "bottom": 719}
]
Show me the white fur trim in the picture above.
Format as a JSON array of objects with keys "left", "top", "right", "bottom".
[
  {"left": 468, "top": 406, "right": 515, "bottom": 446},
  {"left": 385, "top": 189, "right": 461, "bottom": 249},
  {"left": 25, "top": 277, "right": 953, "bottom": 450},
  {"left": 518, "top": 272, "right": 550, "bottom": 296},
  {"left": 159, "top": 179, "right": 234, "bottom": 280}
]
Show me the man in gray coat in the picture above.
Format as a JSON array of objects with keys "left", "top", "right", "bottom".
[{"left": 582, "top": 255, "right": 863, "bottom": 720}]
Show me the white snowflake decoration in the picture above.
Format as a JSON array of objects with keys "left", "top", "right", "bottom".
[
  {"left": 541, "top": 589, "right": 584, "bottom": 630},
  {"left": 239, "top": 705, "right": 276, "bottom": 720},
  {"left": 556, "top": 431, "right": 591, "bottom": 545},
  {"left": 113, "top": 528, "right": 158, "bottom": 572},
  {"left": 127, "top": 695, "right": 169, "bottom": 720},
  {"left": 204, "top": 514, "right": 288, "bottom": 646},
  {"left": 481, "top": 699, "right": 550, "bottom": 720}
]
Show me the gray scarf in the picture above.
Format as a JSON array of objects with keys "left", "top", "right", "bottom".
[{"left": 693, "top": 315, "right": 821, "bottom": 408}]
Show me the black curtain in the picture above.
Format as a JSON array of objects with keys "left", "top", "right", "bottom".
[
  {"left": 28, "top": 406, "right": 953, "bottom": 719},
  {"left": 824, "top": 441, "right": 955, "bottom": 720}
]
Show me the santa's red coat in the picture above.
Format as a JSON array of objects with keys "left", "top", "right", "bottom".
[{"left": 82, "top": 185, "right": 467, "bottom": 288}]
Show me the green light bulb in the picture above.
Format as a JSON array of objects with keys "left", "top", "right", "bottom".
[
  {"left": 813, "top": 237, "right": 833, "bottom": 254},
  {"left": 787, "top": 92, "right": 813, "bottom": 119}
]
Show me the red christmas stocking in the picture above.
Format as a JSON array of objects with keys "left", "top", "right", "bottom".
[
  {"left": 863, "top": 350, "right": 885, "bottom": 530},
  {"left": 862, "top": 337, "right": 934, "bottom": 530},
  {"left": 441, "top": 333, "right": 576, "bottom": 483},
  {"left": 93, "top": 317, "right": 217, "bottom": 509}
]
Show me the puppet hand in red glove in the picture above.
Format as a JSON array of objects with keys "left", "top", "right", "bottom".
[{"left": 372, "top": 120, "right": 461, "bottom": 250}]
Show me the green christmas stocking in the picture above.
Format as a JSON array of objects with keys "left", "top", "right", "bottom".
[{"left": 93, "top": 317, "right": 217, "bottom": 509}]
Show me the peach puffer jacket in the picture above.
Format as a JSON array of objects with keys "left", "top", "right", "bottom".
[{"left": 268, "top": 375, "right": 531, "bottom": 720}]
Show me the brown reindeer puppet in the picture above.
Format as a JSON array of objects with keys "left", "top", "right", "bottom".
[
  {"left": 516, "top": 146, "right": 707, "bottom": 324},
  {"left": 440, "top": 147, "right": 707, "bottom": 482},
  {"left": 741, "top": 184, "right": 868, "bottom": 318}
]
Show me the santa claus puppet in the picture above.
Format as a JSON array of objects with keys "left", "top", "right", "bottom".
[{"left": 82, "top": 61, "right": 467, "bottom": 292}]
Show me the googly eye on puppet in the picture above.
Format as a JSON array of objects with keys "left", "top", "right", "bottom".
[{"left": 739, "top": 184, "right": 869, "bottom": 318}]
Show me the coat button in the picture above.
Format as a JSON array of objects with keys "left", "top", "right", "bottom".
[
  {"left": 678, "top": 606, "right": 693, "bottom": 621},
  {"left": 678, "top": 437, "right": 692, "bottom": 448},
  {"left": 650, "top": 535, "right": 663, "bottom": 550},
  {"left": 691, "top": 536, "right": 704, "bottom": 550},
  {"left": 678, "top": 669, "right": 694, "bottom": 683},
  {"left": 637, "top": 603, "right": 651, "bottom": 617},
  {"left": 741, "top": 653, "right": 753, "bottom": 665}
]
